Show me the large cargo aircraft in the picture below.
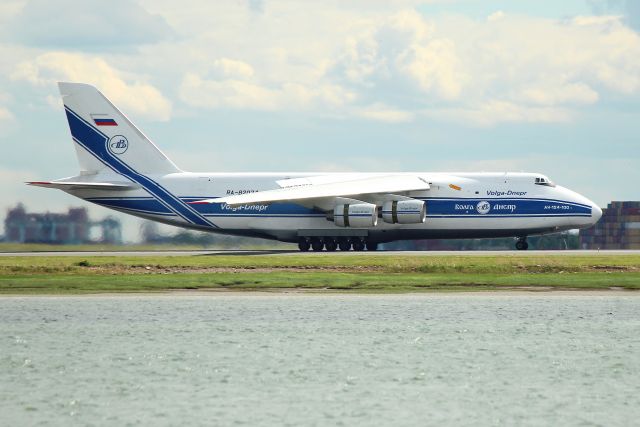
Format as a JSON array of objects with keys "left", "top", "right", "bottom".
[{"left": 29, "top": 83, "right": 602, "bottom": 251}]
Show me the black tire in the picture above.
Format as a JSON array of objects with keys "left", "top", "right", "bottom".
[
  {"left": 366, "top": 241, "right": 378, "bottom": 251},
  {"left": 352, "top": 239, "right": 365, "bottom": 251},
  {"left": 298, "top": 238, "right": 310, "bottom": 252},
  {"left": 325, "top": 239, "right": 337, "bottom": 252},
  {"left": 338, "top": 238, "right": 351, "bottom": 251},
  {"left": 515, "top": 240, "right": 529, "bottom": 251},
  {"left": 311, "top": 238, "right": 324, "bottom": 252}
]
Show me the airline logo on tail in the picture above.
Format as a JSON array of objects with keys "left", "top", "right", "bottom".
[{"left": 108, "top": 135, "right": 128, "bottom": 155}]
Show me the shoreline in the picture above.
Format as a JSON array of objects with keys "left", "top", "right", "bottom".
[{"left": 2, "top": 288, "right": 639, "bottom": 298}]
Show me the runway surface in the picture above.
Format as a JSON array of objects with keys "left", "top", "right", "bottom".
[{"left": 1, "top": 250, "right": 639, "bottom": 257}]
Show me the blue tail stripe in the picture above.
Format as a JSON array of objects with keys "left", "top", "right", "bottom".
[
  {"left": 73, "top": 134, "right": 197, "bottom": 224},
  {"left": 64, "top": 107, "right": 217, "bottom": 228}
]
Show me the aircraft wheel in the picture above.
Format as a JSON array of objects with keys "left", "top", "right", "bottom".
[
  {"left": 366, "top": 241, "right": 379, "bottom": 251},
  {"left": 515, "top": 240, "right": 529, "bottom": 251},
  {"left": 311, "top": 238, "right": 324, "bottom": 252},
  {"left": 325, "top": 239, "right": 337, "bottom": 252},
  {"left": 298, "top": 238, "right": 310, "bottom": 252},
  {"left": 338, "top": 238, "right": 351, "bottom": 251},
  {"left": 352, "top": 238, "right": 365, "bottom": 251}
]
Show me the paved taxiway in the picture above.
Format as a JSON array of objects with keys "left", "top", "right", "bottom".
[{"left": 1, "top": 250, "right": 639, "bottom": 257}]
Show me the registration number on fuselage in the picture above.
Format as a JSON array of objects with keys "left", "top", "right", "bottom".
[
  {"left": 544, "top": 204, "right": 571, "bottom": 210},
  {"left": 226, "top": 189, "right": 260, "bottom": 195}
]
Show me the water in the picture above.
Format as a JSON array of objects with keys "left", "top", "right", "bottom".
[{"left": 1, "top": 294, "right": 639, "bottom": 426}]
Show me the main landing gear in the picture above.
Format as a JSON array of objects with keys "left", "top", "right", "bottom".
[
  {"left": 515, "top": 237, "right": 529, "bottom": 251},
  {"left": 297, "top": 237, "right": 379, "bottom": 252}
]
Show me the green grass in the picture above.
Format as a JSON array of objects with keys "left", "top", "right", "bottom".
[
  {"left": 0, "top": 254, "right": 639, "bottom": 294},
  {"left": 1, "top": 253, "right": 638, "bottom": 272}
]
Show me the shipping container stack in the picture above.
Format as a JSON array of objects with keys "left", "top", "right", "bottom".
[{"left": 579, "top": 201, "right": 640, "bottom": 249}]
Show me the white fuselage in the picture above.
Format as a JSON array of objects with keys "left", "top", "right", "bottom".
[{"left": 67, "top": 171, "right": 602, "bottom": 243}]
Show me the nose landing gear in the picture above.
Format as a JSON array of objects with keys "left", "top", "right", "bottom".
[{"left": 515, "top": 237, "right": 529, "bottom": 251}]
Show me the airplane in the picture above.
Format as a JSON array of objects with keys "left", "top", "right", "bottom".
[{"left": 28, "top": 82, "right": 602, "bottom": 251}]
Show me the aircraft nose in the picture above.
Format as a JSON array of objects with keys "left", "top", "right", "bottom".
[{"left": 592, "top": 203, "right": 603, "bottom": 223}]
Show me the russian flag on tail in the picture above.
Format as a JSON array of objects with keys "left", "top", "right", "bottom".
[{"left": 91, "top": 114, "right": 117, "bottom": 126}]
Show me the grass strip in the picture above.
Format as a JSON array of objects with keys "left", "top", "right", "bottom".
[
  {"left": 1, "top": 271, "right": 639, "bottom": 294},
  {"left": 0, "top": 254, "right": 639, "bottom": 274},
  {"left": 1, "top": 254, "right": 639, "bottom": 294}
]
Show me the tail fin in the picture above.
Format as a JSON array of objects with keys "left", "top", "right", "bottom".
[{"left": 58, "top": 82, "right": 180, "bottom": 175}]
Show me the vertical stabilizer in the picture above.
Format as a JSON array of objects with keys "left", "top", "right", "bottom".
[{"left": 58, "top": 82, "right": 180, "bottom": 175}]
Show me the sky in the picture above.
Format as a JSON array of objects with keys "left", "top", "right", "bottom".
[{"left": 0, "top": 0, "right": 639, "bottom": 241}]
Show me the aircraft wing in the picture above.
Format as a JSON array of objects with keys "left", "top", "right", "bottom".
[
  {"left": 27, "top": 181, "right": 139, "bottom": 191},
  {"left": 190, "top": 174, "right": 430, "bottom": 206}
]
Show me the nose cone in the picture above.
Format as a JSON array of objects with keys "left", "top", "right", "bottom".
[
  {"left": 591, "top": 203, "right": 603, "bottom": 224},
  {"left": 555, "top": 186, "right": 602, "bottom": 227}
]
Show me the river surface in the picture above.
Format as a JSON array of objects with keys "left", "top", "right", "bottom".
[{"left": 1, "top": 293, "right": 639, "bottom": 426}]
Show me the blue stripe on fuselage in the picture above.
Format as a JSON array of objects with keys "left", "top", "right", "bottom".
[
  {"left": 83, "top": 196, "right": 592, "bottom": 219},
  {"left": 424, "top": 198, "right": 591, "bottom": 217},
  {"left": 86, "top": 197, "right": 325, "bottom": 217}
]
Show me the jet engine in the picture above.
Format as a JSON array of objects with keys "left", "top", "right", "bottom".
[
  {"left": 334, "top": 203, "right": 378, "bottom": 227},
  {"left": 382, "top": 200, "right": 426, "bottom": 224}
]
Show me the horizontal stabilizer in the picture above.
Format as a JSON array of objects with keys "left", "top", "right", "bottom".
[{"left": 27, "top": 181, "right": 140, "bottom": 191}]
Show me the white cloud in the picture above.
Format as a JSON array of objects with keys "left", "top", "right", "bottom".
[
  {"left": 572, "top": 15, "right": 623, "bottom": 26},
  {"left": 0, "top": 107, "right": 14, "bottom": 122},
  {"left": 179, "top": 71, "right": 354, "bottom": 111},
  {"left": 334, "top": 9, "right": 466, "bottom": 100},
  {"left": 11, "top": 52, "right": 172, "bottom": 121},
  {"left": 214, "top": 58, "right": 255, "bottom": 79},
  {"left": 8, "top": 0, "right": 174, "bottom": 49},
  {"left": 487, "top": 11, "right": 505, "bottom": 22},
  {"left": 180, "top": 73, "right": 277, "bottom": 110},
  {"left": 589, "top": 0, "right": 640, "bottom": 31},
  {"left": 355, "top": 103, "right": 414, "bottom": 123},
  {"left": 424, "top": 101, "right": 574, "bottom": 128},
  {"left": 120, "top": 3, "right": 640, "bottom": 127},
  {"left": 521, "top": 82, "right": 599, "bottom": 106},
  {"left": 331, "top": 10, "right": 640, "bottom": 125},
  {"left": 398, "top": 37, "right": 465, "bottom": 100},
  {"left": 0, "top": 107, "right": 15, "bottom": 134},
  {"left": 0, "top": 92, "right": 15, "bottom": 133},
  {"left": 3, "top": 2, "right": 640, "bottom": 130}
]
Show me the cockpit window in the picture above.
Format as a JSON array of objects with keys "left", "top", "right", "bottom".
[{"left": 534, "top": 176, "right": 555, "bottom": 187}]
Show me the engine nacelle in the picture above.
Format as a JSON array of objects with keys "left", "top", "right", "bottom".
[
  {"left": 382, "top": 200, "right": 426, "bottom": 224},
  {"left": 334, "top": 203, "right": 378, "bottom": 227}
]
